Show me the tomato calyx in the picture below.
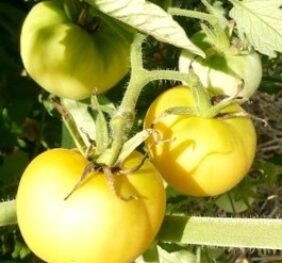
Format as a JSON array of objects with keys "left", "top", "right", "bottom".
[
  {"left": 63, "top": 0, "right": 102, "bottom": 33},
  {"left": 78, "top": 6, "right": 102, "bottom": 32},
  {"left": 64, "top": 155, "right": 147, "bottom": 201}
]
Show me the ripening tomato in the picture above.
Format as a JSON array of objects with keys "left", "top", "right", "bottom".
[
  {"left": 179, "top": 32, "right": 262, "bottom": 98},
  {"left": 144, "top": 86, "right": 256, "bottom": 196},
  {"left": 16, "top": 149, "right": 166, "bottom": 263},
  {"left": 20, "top": 1, "right": 131, "bottom": 100}
]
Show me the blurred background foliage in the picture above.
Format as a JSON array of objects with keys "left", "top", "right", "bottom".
[{"left": 0, "top": 0, "right": 281, "bottom": 262}]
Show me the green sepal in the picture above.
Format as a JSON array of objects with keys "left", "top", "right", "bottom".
[
  {"left": 91, "top": 96, "right": 110, "bottom": 156},
  {"left": 114, "top": 128, "right": 154, "bottom": 166}
]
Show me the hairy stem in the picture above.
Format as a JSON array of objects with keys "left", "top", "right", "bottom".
[
  {"left": 168, "top": 7, "right": 218, "bottom": 25},
  {"left": 159, "top": 215, "right": 282, "bottom": 249}
]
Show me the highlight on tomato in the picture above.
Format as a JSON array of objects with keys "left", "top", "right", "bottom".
[
  {"left": 16, "top": 149, "right": 166, "bottom": 263},
  {"left": 20, "top": 1, "right": 132, "bottom": 100},
  {"left": 144, "top": 85, "right": 257, "bottom": 196}
]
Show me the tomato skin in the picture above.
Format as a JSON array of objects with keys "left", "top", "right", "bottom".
[
  {"left": 20, "top": 1, "right": 131, "bottom": 100},
  {"left": 144, "top": 86, "right": 256, "bottom": 196},
  {"left": 179, "top": 32, "right": 262, "bottom": 98},
  {"left": 16, "top": 149, "right": 166, "bottom": 263}
]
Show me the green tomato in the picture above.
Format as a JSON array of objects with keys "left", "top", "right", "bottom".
[
  {"left": 144, "top": 86, "right": 257, "bottom": 196},
  {"left": 17, "top": 149, "right": 166, "bottom": 263},
  {"left": 21, "top": 1, "right": 131, "bottom": 100},
  {"left": 179, "top": 32, "right": 262, "bottom": 98}
]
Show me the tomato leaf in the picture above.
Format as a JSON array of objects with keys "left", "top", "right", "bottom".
[
  {"left": 114, "top": 128, "right": 153, "bottom": 165},
  {"left": 86, "top": 0, "right": 205, "bottom": 57},
  {"left": 95, "top": 95, "right": 117, "bottom": 117},
  {"left": 61, "top": 99, "right": 96, "bottom": 150},
  {"left": 136, "top": 246, "right": 196, "bottom": 263},
  {"left": 91, "top": 96, "right": 110, "bottom": 155},
  {"left": 229, "top": 0, "right": 282, "bottom": 57}
]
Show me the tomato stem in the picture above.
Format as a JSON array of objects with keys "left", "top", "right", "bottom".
[
  {"left": 168, "top": 6, "right": 230, "bottom": 50},
  {"left": 168, "top": 7, "right": 218, "bottom": 26},
  {"left": 95, "top": 34, "right": 216, "bottom": 166},
  {"left": 96, "top": 34, "right": 148, "bottom": 166}
]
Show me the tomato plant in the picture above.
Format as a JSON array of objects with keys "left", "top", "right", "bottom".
[
  {"left": 144, "top": 86, "right": 257, "bottom": 196},
  {"left": 179, "top": 32, "right": 262, "bottom": 98},
  {"left": 1, "top": 0, "right": 282, "bottom": 261},
  {"left": 16, "top": 149, "right": 166, "bottom": 263},
  {"left": 20, "top": 1, "right": 131, "bottom": 100}
]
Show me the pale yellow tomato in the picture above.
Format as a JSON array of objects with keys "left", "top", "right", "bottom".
[
  {"left": 16, "top": 149, "right": 166, "bottom": 263},
  {"left": 144, "top": 86, "right": 257, "bottom": 196}
]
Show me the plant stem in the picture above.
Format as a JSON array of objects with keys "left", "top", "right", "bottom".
[
  {"left": 159, "top": 215, "right": 282, "bottom": 249},
  {"left": 168, "top": 7, "right": 218, "bottom": 25},
  {"left": 96, "top": 34, "right": 148, "bottom": 166},
  {"left": 168, "top": 7, "right": 230, "bottom": 50},
  {"left": 146, "top": 69, "right": 212, "bottom": 115},
  {"left": 0, "top": 200, "right": 17, "bottom": 227},
  {"left": 96, "top": 34, "right": 213, "bottom": 166}
]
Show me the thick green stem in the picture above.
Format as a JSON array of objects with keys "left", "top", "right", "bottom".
[
  {"left": 96, "top": 74, "right": 148, "bottom": 166},
  {"left": 146, "top": 69, "right": 212, "bottom": 115},
  {"left": 95, "top": 33, "right": 214, "bottom": 166},
  {"left": 96, "top": 34, "right": 148, "bottom": 166},
  {"left": 0, "top": 200, "right": 17, "bottom": 227},
  {"left": 159, "top": 215, "right": 282, "bottom": 249}
]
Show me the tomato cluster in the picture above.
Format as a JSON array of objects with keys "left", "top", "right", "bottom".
[{"left": 17, "top": 1, "right": 259, "bottom": 262}]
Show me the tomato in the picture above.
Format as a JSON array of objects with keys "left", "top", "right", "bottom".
[
  {"left": 16, "top": 149, "right": 166, "bottom": 263},
  {"left": 179, "top": 32, "right": 262, "bottom": 98},
  {"left": 144, "top": 86, "right": 256, "bottom": 196},
  {"left": 20, "top": 1, "right": 131, "bottom": 100}
]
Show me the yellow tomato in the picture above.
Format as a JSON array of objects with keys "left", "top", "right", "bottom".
[
  {"left": 16, "top": 149, "right": 166, "bottom": 263},
  {"left": 144, "top": 86, "right": 256, "bottom": 196}
]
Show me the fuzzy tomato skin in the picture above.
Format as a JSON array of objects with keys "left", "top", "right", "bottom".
[
  {"left": 20, "top": 1, "right": 131, "bottom": 100},
  {"left": 144, "top": 86, "right": 256, "bottom": 196},
  {"left": 16, "top": 149, "right": 166, "bottom": 263},
  {"left": 179, "top": 32, "right": 262, "bottom": 98}
]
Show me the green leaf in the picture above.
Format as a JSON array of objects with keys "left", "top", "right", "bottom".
[
  {"left": 86, "top": 0, "right": 205, "bottom": 57},
  {"left": 60, "top": 99, "right": 96, "bottom": 152},
  {"left": 229, "top": 0, "right": 282, "bottom": 57},
  {"left": 114, "top": 128, "right": 153, "bottom": 165},
  {"left": 94, "top": 95, "right": 117, "bottom": 117},
  {"left": 61, "top": 123, "right": 76, "bottom": 149},
  {"left": 254, "top": 160, "right": 282, "bottom": 184},
  {"left": 159, "top": 215, "right": 282, "bottom": 249},
  {"left": 91, "top": 96, "right": 110, "bottom": 155},
  {"left": 136, "top": 246, "right": 196, "bottom": 263},
  {"left": 136, "top": 243, "right": 160, "bottom": 263},
  {"left": 0, "top": 200, "right": 17, "bottom": 227},
  {"left": 201, "top": 0, "right": 228, "bottom": 29}
]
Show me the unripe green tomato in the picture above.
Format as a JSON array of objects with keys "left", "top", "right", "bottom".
[
  {"left": 21, "top": 1, "right": 131, "bottom": 100},
  {"left": 144, "top": 86, "right": 257, "bottom": 196},
  {"left": 16, "top": 149, "right": 166, "bottom": 263},
  {"left": 179, "top": 32, "right": 262, "bottom": 98}
]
